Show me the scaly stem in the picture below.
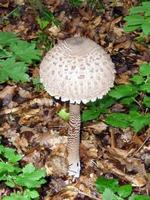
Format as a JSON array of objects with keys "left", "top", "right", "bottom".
[{"left": 68, "top": 103, "right": 81, "bottom": 177}]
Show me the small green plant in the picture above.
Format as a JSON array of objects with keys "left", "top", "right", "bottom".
[
  {"left": 0, "top": 32, "right": 41, "bottom": 83},
  {"left": 82, "top": 95, "right": 115, "bottom": 122},
  {"left": 32, "top": 77, "right": 44, "bottom": 92},
  {"left": 58, "top": 108, "right": 70, "bottom": 121},
  {"left": 96, "top": 176, "right": 150, "bottom": 200},
  {"left": 124, "top": 1, "right": 150, "bottom": 35},
  {"left": 82, "top": 63, "right": 150, "bottom": 132},
  {"left": 69, "top": 0, "right": 84, "bottom": 7},
  {"left": 0, "top": 143, "right": 46, "bottom": 200},
  {"left": 36, "top": 9, "right": 60, "bottom": 30},
  {"left": 36, "top": 31, "right": 53, "bottom": 51}
]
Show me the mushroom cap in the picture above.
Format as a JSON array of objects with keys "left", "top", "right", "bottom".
[{"left": 40, "top": 37, "right": 115, "bottom": 104}]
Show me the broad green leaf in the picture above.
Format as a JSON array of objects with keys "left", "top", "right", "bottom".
[
  {"left": 140, "top": 82, "right": 150, "bottom": 93},
  {"left": 117, "top": 184, "right": 132, "bottom": 198},
  {"left": 124, "top": 15, "right": 144, "bottom": 25},
  {"left": 5, "top": 176, "right": 16, "bottom": 188},
  {"left": 0, "top": 32, "right": 19, "bottom": 46},
  {"left": 106, "top": 113, "right": 130, "bottom": 128},
  {"left": 24, "top": 189, "right": 39, "bottom": 198},
  {"left": 0, "top": 58, "right": 30, "bottom": 83},
  {"left": 15, "top": 175, "right": 46, "bottom": 188},
  {"left": 0, "top": 162, "right": 16, "bottom": 173},
  {"left": 124, "top": 25, "right": 141, "bottom": 32},
  {"left": 3, "top": 192, "right": 30, "bottom": 200},
  {"left": 128, "top": 111, "right": 150, "bottom": 132},
  {"left": 143, "top": 96, "right": 150, "bottom": 107},
  {"left": 130, "top": 6, "right": 146, "bottom": 14},
  {"left": 108, "top": 84, "right": 137, "bottom": 99},
  {"left": 4, "top": 147, "right": 22, "bottom": 163},
  {"left": 22, "top": 163, "right": 36, "bottom": 174},
  {"left": 120, "top": 96, "right": 136, "bottom": 105},
  {"left": 10, "top": 41, "right": 41, "bottom": 64},
  {"left": 0, "top": 48, "right": 12, "bottom": 59},
  {"left": 82, "top": 96, "right": 115, "bottom": 122},
  {"left": 139, "top": 63, "right": 150, "bottom": 76},
  {"left": 131, "top": 114, "right": 150, "bottom": 132},
  {"left": 58, "top": 108, "right": 70, "bottom": 121},
  {"left": 82, "top": 109, "right": 101, "bottom": 122},
  {"left": 130, "top": 75, "right": 144, "bottom": 85},
  {"left": 102, "top": 188, "right": 115, "bottom": 200},
  {"left": 142, "top": 21, "right": 150, "bottom": 35},
  {"left": 142, "top": 2, "right": 150, "bottom": 9},
  {"left": 96, "top": 177, "right": 119, "bottom": 193},
  {"left": 15, "top": 164, "right": 46, "bottom": 188}
]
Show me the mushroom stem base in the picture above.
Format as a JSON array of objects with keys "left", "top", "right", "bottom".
[{"left": 68, "top": 103, "right": 81, "bottom": 178}]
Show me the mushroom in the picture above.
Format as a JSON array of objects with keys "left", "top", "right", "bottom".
[{"left": 40, "top": 36, "right": 115, "bottom": 178}]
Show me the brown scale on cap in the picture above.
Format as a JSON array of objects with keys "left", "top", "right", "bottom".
[{"left": 40, "top": 36, "right": 115, "bottom": 178}]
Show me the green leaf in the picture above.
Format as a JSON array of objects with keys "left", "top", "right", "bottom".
[
  {"left": 108, "top": 84, "right": 137, "bottom": 99},
  {"left": 124, "top": 15, "right": 144, "bottom": 25},
  {"left": 10, "top": 41, "right": 41, "bottom": 64},
  {"left": 142, "top": 2, "right": 150, "bottom": 9},
  {"left": 130, "top": 6, "right": 146, "bottom": 14},
  {"left": 130, "top": 75, "right": 144, "bottom": 85},
  {"left": 24, "top": 189, "right": 39, "bottom": 198},
  {"left": 0, "top": 48, "right": 12, "bottom": 59},
  {"left": 82, "top": 96, "right": 115, "bottom": 122},
  {"left": 5, "top": 176, "right": 16, "bottom": 188},
  {"left": 139, "top": 63, "right": 150, "bottom": 76},
  {"left": 120, "top": 96, "right": 136, "bottom": 105},
  {"left": 102, "top": 188, "right": 115, "bottom": 200},
  {"left": 69, "top": 0, "right": 83, "bottom": 7},
  {"left": 142, "top": 21, "right": 150, "bottom": 35},
  {"left": 15, "top": 163, "right": 46, "bottom": 188},
  {"left": 41, "top": 10, "right": 60, "bottom": 26},
  {"left": 0, "top": 32, "right": 19, "bottom": 46},
  {"left": 106, "top": 113, "right": 130, "bottom": 128},
  {"left": 128, "top": 111, "right": 150, "bottom": 132},
  {"left": 36, "top": 17, "right": 49, "bottom": 30},
  {"left": 58, "top": 108, "right": 70, "bottom": 121},
  {"left": 143, "top": 96, "right": 150, "bottom": 107},
  {"left": 82, "top": 109, "right": 101, "bottom": 122},
  {"left": 140, "top": 82, "right": 150, "bottom": 93},
  {"left": 0, "top": 162, "right": 16, "bottom": 173},
  {"left": 4, "top": 147, "right": 22, "bottom": 163},
  {"left": 124, "top": 25, "right": 141, "bottom": 32},
  {"left": 32, "top": 77, "right": 44, "bottom": 91},
  {"left": 96, "top": 177, "right": 119, "bottom": 193},
  {"left": 117, "top": 184, "right": 132, "bottom": 198},
  {"left": 3, "top": 191, "right": 30, "bottom": 200},
  {"left": 0, "top": 58, "right": 30, "bottom": 83},
  {"left": 0, "top": 144, "right": 4, "bottom": 153},
  {"left": 22, "top": 163, "right": 36, "bottom": 174}
]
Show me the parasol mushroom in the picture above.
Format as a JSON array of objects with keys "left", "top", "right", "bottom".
[{"left": 40, "top": 36, "right": 115, "bottom": 178}]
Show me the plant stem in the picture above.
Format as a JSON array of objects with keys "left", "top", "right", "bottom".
[{"left": 68, "top": 103, "right": 81, "bottom": 177}]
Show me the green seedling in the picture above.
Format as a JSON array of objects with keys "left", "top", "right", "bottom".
[
  {"left": 96, "top": 176, "right": 150, "bottom": 200},
  {"left": 0, "top": 32, "right": 41, "bottom": 83},
  {"left": 124, "top": 1, "right": 150, "bottom": 35},
  {"left": 0, "top": 143, "right": 46, "bottom": 200}
]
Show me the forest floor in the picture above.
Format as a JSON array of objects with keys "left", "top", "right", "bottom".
[{"left": 0, "top": 0, "right": 150, "bottom": 199}]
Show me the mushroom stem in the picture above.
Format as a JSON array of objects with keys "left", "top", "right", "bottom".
[{"left": 68, "top": 103, "right": 81, "bottom": 177}]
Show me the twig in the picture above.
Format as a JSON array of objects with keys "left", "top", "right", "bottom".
[{"left": 133, "top": 130, "right": 150, "bottom": 156}]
